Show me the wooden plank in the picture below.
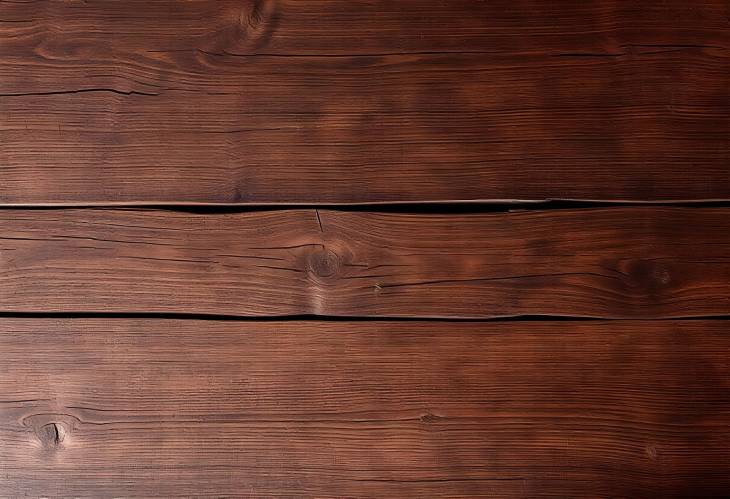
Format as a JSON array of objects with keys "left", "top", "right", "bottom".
[
  {"left": 1, "top": 319, "right": 727, "bottom": 497},
  {"left": 1, "top": 207, "right": 729, "bottom": 318},
  {"left": 2, "top": 0, "right": 726, "bottom": 57},
  {"left": 0, "top": 0, "right": 727, "bottom": 204}
]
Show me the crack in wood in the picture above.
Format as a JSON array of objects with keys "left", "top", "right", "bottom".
[{"left": 0, "top": 88, "right": 158, "bottom": 97}]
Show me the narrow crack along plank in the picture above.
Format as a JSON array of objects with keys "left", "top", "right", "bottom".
[
  {"left": 0, "top": 0, "right": 728, "bottom": 204},
  {"left": 1, "top": 207, "right": 729, "bottom": 318},
  {"left": 1, "top": 319, "right": 727, "bottom": 497}
]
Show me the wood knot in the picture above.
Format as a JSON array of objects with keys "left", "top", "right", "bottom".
[
  {"left": 37, "top": 422, "right": 63, "bottom": 449},
  {"left": 308, "top": 249, "right": 340, "bottom": 278},
  {"left": 246, "top": 0, "right": 273, "bottom": 30},
  {"left": 651, "top": 266, "right": 671, "bottom": 285},
  {"left": 24, "top": 414, "right": 77, "bottom": 449},
  {"left": 419, "top": 412, "right": 441, "bottom": 424},
  {"left": 626, "top": 259, "right": 672, "bottom": 293}
]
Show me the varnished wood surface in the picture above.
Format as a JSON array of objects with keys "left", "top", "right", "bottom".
[
  {"left": 1, "top": 319, "right": 728, "bottom": 498},
  {"left": 1, "top": 0, "right": 728, "bottom": 204},
  {"left": 1, "top": 207, "right": 729, "bottom": 318},
  {"left": 2, "top": 1, "right": 728, "bottom": 496}
]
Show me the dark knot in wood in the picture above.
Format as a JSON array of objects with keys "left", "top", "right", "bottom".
[
  {"left": 37, "top": 422, "right": 62, "bottom": 449},
  {"left": 308, "top": 249, "right": 340, "bottom": 278},
  {"left": 627, "top": 259, "right": 672, "bottom": 293},
  {"left": 420, "top": 412, "right": 442, "bottom": 424},
  {"left": 651, "top": 266, "right": 671, "bottom": 285}
]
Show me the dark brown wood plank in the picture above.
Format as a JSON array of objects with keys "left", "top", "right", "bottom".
[
  {"left": 2, "top": 0, "right": 727, "bottom": 57},
  {"left": 0, "top": 0, "right": 727, "bottom": 204},
  {"left": 1, "top": 207, "right": 729, "bottom": 318},
  {"left": 1, "top": 319, "right": 727, "bottom": 497}
]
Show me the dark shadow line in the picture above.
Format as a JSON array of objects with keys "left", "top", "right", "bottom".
[
  {"left": 0, "top": 312, "right": 726, "bottom": 322},
  {"left": 2, "top": 200, "right": 730, "bottom": 215}
]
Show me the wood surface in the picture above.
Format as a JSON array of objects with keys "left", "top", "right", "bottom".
[
  {"left": 1, "top": 319, "right": 728, "bottom": 498},
  {"left": 2, "top": 1, "right": 728, "bottom": 496},
  {"left": 1, "top": 207, "right": 729, "bottom": 318},
  {"left": 0, "top": 0, "right": 728, "bottom": 204}
]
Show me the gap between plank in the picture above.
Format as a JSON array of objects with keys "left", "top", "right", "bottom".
[
  {"left": 2, "top": 200, "right": 730, "bottom": 215},
  {"left": 0, "top": 312, "right": 727, "bottom": 323}
]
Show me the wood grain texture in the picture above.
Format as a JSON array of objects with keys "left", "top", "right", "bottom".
[
  {"left": 1, "top": 207, "right": 729, "bottom": 318},
  {"left": 1, "top": 0, "right": 728, "bottom": 204},
  {"left": 1, "top": 319, "right": 727, "bottom": 498}
]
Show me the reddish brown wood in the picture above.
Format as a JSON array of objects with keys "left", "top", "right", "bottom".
[
  {"left": 1, "top": 3, "right": 727, "bottom": 496},
  {"left": 0, "top": 0, "right": 727, "bottom": 204},
  {"left": 0, "top": 207, "right": 729, "bottom": 318},
  {"left": 1, "top": 319, "right": 727, "bottom": 497}
]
